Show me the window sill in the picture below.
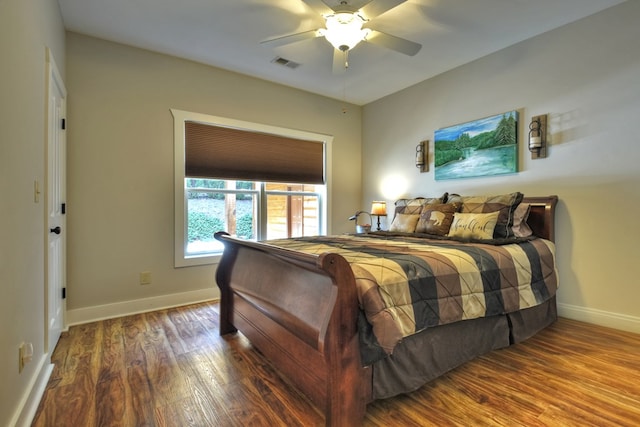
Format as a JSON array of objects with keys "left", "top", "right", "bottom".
[{"left": 175, "top": 253, "right": 221, "bottom": 268}]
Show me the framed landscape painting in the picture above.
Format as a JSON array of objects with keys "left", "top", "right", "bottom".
[{"left": 434, "top": 110, "right": 518, "bottom": 180}]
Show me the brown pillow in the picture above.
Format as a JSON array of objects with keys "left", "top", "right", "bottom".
[
  {"left": 511, "top": 203, "right": 533, "bottom": 237},
  {"left": 445, "top": 193, "right": 463, "bottom": 204},
  {"left": 416, "top": 203, "right": 460, "bottom": 235},
  {"left": 393, "top": 196, "right": 443, "bottom": 217},
  {"left": 458, "top": 192, "right": 524, "bottom": 238}
]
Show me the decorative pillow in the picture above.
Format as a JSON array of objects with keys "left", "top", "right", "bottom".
[
  {"left": 415, "top": 203, "right": 460, "bottom": 235},
  {"left": 511, "top": 203, "right": 533, "bottom": 237},
  {"left": 448, "top": 211, "right": 500, "bottom": 240},
  {"left": 458, "top": 192, "right": 524, "bottom": 238},
  {"left": 389, "top": 213, "right": 420, "bottom": 233},
  {"left": 444, "top": 193, "right": 463, "bottom": 204},
  {"left": 394, "top": 196, "right": 444, "bottom": 217}
]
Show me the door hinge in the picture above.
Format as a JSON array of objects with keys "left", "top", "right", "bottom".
[
  {"left": 62, "top": 287, "right": 66, "bottom": 299},
  {"left": 61, "top": 203, "right": 66, "bottom": 214},
  {"left": 61, "top": 118, "right": 66, "bottom": 130}
]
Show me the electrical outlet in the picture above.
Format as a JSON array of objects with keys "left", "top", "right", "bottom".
[{"left": 140, "top": 271, "right": 152, "bottom": 285}]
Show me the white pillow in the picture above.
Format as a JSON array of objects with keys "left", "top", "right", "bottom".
[{"left": 448, "top": 211, "right": 500, "bottom": 240}]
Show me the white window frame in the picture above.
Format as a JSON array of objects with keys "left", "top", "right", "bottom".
[{"left": 172, "top": 109, "right": 333, "bottom": 267}]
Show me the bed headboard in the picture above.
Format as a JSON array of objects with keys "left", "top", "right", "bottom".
[{"left": 522, "top": 196, "right": 558, "bottom": 242}]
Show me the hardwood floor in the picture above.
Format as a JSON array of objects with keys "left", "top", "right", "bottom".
[{"left": 33, "top": 302, "right": 640, "bottom": 426}]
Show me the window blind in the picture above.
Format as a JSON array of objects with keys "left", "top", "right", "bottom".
[{"left": 185, "top": 121, "right": 325, "bottom": 184}]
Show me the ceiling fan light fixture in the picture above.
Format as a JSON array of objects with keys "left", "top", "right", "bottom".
[{"left": 320, "top": 12, "right": 370, "bottom": 51}]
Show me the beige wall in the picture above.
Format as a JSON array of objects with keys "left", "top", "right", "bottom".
[
  {"left": 362, "top": 1, "right": 640, "bottom": 332},
  {"left": 0, "top": 0, "right": 65, "bottom": 425},
  {"left": 65, "top": 33, "right": 362, "bottom": 313}
]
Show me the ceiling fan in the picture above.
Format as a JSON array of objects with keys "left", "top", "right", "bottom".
[{"left": 262, "top": 0, "right": 422, "bottom": 73}]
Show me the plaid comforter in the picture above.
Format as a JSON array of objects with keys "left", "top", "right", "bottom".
[{"left": 266, "top": 233, "right": 558, "bottom": 361}]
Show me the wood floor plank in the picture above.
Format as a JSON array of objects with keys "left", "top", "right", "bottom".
[
  {"left": 32, "top": 302, "right": 640, "bottom": 427},
  {"left": 94, "top": 317, "right": 128, "bottom": 426},
  {"left": 173, "top": 352, "right": 234, "bottom": 426},
  {"left": 119, "top": 317, "right": 151, "bottom": 425}
]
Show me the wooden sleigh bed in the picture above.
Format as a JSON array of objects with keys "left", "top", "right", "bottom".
[{"left": 214, "top": 195, "right": 559, "bottom": 426}]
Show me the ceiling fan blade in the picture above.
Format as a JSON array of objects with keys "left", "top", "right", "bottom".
[
  {"left": 366, "top": 30, "right": 421, "bottom": 56},
  {"left": 360, "top": 0, "right": 407, "bottom": 20},
  {"left": 332, "top": 49, "right": 348, "bottom": 74},
  {"left": 260, "top": 29, "right": 322, "bottom": 47},
  {"left": 300, "top": 0, "right": 335, "bottom": 15}
]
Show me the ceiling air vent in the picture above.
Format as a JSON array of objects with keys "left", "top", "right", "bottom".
[{"left": 271, "top": 56, "right": 300, "bottom": 69}]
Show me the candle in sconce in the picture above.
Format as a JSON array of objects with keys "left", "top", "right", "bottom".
[{"left": 529, "top": 135, "right": 542, "bottom": 149}]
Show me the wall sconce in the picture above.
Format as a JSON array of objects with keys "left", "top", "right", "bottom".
[
  {"left": 348, "top": 211, "right": 372, "bottom": 233},
  {"left": 529, "top": 114, "right": 547, "bottom": 159},
  {"left": 370, "top": 201, "right": 387, "bottom": 231},
  {"left": 415, "top": 140, "right": 428, "bottom": 172}
]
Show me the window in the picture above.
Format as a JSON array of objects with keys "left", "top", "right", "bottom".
[
  {"left": 172, "top": 109, "right": 332, "bottom": 267},
  {"left": 185, "top": 179, "right": 324, "bottom": 256}
]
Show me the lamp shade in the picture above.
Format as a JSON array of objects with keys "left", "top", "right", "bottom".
[
  {"left": 371, "top": 201, "right": 387, "bottom": 216},
  {"left": 321, "top": 12, "right": 369, "bottom": 51}
]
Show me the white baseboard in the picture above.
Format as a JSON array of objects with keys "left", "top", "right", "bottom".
[
  {"left": 558, "top": 302, "right": 640, "bottom": 334},
  {"left": 66, "top": 288, "right": 219, "bottom": 326},
  {"left": 11, "top": 354, "right": 53, "bottom": 427}
]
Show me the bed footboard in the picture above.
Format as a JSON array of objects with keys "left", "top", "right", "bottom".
[{"left": 214, "top": 232, "right": 371, "bottom": 426}]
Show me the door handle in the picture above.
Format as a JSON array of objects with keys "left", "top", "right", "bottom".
[{"left": 50, "top": 226, "right": 61, "bottom": 235}]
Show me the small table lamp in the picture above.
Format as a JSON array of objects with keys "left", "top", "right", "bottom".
[{"left": 370, "top": 201, "right": 387, "bottom": 231}]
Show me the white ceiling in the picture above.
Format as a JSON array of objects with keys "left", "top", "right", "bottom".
[{"left": 57, "top": 0, "right": 626, "bottom": 105}]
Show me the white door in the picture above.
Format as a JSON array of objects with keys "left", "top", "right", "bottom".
[{"left": 46, "top": 50, "right": 66, "bottom": 357}]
